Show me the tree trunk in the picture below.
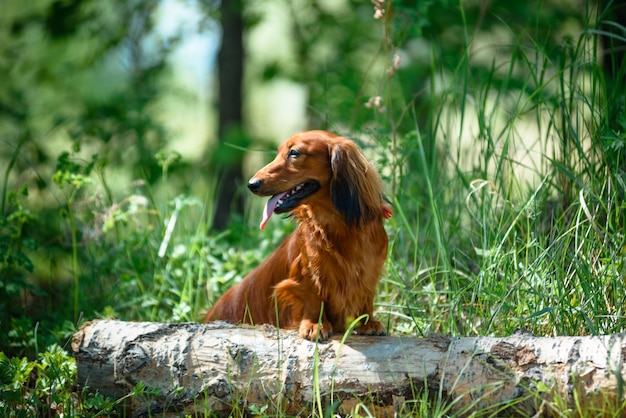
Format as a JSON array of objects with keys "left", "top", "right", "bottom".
[
  {"left": 212, "top": 0, "right": 245, "bottom": 230},
  {"left": 599, "top": 0, "right": 626, "bottom": 84},
  {"left": 72, "top": 320, "right": 626, "bottom": 417}
]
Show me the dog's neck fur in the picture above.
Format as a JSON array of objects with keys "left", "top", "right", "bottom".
[{"left": 292, "top": 185, "right": 382, "bottom": 232}]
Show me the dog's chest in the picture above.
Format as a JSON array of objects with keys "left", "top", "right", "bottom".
[{"left": 296, "top": 221, "right": 387, "bottom": 283}]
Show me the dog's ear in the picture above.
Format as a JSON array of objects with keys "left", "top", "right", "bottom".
[
  {"left": 330, "top": 140, "right": 383, "bottom": 226},
  {"left": 330, "top": 142, "right": 362, "bottom": 226}
]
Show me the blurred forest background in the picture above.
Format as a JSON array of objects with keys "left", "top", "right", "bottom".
[
  {"left": 2, "top": 0, "right": 626, "bottom": 371},
  {"left": 3, "top": 0, "right": 626, "bottom": 414}
]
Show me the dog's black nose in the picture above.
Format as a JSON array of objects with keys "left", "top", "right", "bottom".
[{"left": 248, "top": 178, "right": 262, "bottom": 193}]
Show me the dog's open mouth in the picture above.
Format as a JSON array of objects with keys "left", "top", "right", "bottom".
[{"left": 260, "top": 181, "right": 320, "bottom": 230}]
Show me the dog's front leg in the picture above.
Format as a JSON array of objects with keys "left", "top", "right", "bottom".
[
  {"left": 355, "top": 299, "right": 386, "bottom": 336},
  {"left": 298, "top": 310, "right": 333, "bottom": 341},
  {"left": 355, "top": 316, "right": 386, "bottom": 336},
  {"left": 274, "top": 278, "right": 333, "bottom": 340}
]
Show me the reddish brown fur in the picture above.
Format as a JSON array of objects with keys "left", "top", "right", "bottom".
[{"left": 204, "top": 130, "right": 390, "bottom": 340}]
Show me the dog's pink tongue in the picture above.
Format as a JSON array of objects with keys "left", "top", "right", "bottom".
[{"left": 260, "top": 192, "right": 288, "bottom": 230}]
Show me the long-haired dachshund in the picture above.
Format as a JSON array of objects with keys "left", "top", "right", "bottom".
[{"left": 204, "top": 130, "right": 392, "bottom": 340}]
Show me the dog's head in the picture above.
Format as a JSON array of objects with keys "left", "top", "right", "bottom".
[{"left": 248, "top": 130, "right": 391, "bottom": 229}]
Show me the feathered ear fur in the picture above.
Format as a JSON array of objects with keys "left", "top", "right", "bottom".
[{"left": 330, "top": 140, "right": 385, "bottom": 226}]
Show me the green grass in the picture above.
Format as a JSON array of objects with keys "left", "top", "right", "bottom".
[{"left": 2, "top": 1, "right": 626, "bottom": 417}]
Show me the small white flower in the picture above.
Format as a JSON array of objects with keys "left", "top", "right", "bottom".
[
  {"left": 364, "top": 96, "right": 386, "bottom": 113},
  {"left": 372, "top": 0, "right": 385, "bottom": 19},
  {"left": 387, "top": 54, "right": 402, "bottom": 76}
]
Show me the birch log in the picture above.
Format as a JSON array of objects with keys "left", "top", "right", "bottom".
[{"left": 72, "top": 320, "right": 626, "bottom": 417}]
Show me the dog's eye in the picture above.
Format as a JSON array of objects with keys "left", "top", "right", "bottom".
[{"left": 287, "top": 149, "right": 302, "bottom": 159}]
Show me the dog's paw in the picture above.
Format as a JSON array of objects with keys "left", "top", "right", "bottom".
[
  {"left": 299, "top": 319, "right": 333, "bottom": 341},
  {"left": 356, "top": 318, "right": 386, "bottom": 336}
]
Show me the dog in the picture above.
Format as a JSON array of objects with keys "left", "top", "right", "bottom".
[{"left": 204, "top": 130, "right": 392, "bottom": 340}]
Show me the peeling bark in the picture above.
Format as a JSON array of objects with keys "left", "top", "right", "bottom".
[{"left": 72, "top": 320, "right": 626, "bottom": 416}]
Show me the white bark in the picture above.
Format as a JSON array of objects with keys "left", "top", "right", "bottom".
[{"left": 72, "top": 320, "right": 626, "bottom": 416}]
